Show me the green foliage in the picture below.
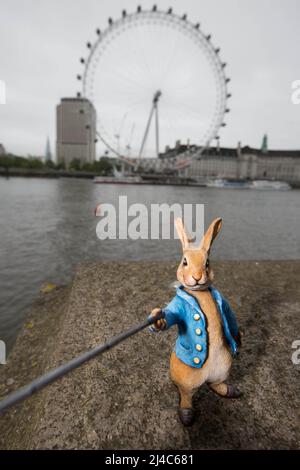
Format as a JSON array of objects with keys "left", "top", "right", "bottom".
[
  {"left": 45, "top": 159, "right": 55, "bottom": 169},
  {"left": 93, "top": 158, "right": 114, "bottom": 175},
  {"left": 27, "top": 157, "right": 44, "bottom": 169},
  {"left": 69, "top": 158, "right": 82, "bottom": 171},
  {"left": 55, "top": 160, "right": 66, "bottom": 170},
  {"left": 0, "top": 155, "right": 11, "bottom": 168},
  {"left": 81, "top": 162, "right": 93, "bottom": 172},
  {"left": 0, "top": 154, "right": 43, "bottom": 169},
  {"left": 0, "top": 154, "right": 114, "bottom": 175},
  {"left": 82, "top": 158, "right": 114, "bottom": 175}
]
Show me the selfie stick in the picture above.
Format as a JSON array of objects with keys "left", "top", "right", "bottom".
[{"left": 0, "top": 310, "right": 165, "bottom": 415}]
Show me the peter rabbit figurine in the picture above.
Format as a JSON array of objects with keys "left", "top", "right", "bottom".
[{"left": 150, "top": 218, "right": 242, "bottom": 426}]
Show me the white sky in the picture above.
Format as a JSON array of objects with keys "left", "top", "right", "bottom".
[{"left": 0, "top": 0, "right": 299, "bottom": 158}]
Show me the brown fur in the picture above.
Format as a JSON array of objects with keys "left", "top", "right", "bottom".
[{"left": 151, "top": 218, "right": 238, "bottom": 410}]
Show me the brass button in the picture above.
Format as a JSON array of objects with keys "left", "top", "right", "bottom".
[
  {"left": 196, "top": 344, "right": 202, "bottom": 352},
  {"left": 195, "top": 328, "right": 202, "bottom": 335},
  {"left": 194, "top": 313, "right": 200, "bottom": 321},
  {"left": 193, "top": 357, "right": 200, "bottom": 364}
]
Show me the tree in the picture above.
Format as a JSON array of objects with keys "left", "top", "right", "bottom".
[
  {"left": 45, "top": 159, "right": 55, "bottom": 169},
  {"left": 91, "top": 158, "right": 114, "bottom": 175},
  {"left": 0, "top": 155, "right": 12, "bottom": 168},
  {"left": 81, "top": 162, "right": 93, "bottom": 172},
  {"left": 0, "top": 154, "right": 30, "bottom": 168},
  {"left": 27, "top": 157, "right": 44, "bottom": 169},
  {"left": 56, "top": 160, "right": 66, "bottom": 170},
  {"left": 69, "top": 158, "right": 81, "bottom": 171}
]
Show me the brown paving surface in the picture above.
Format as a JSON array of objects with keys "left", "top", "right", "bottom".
[{"left": 0, "top": 261, "right": 299, "bottom": 449}]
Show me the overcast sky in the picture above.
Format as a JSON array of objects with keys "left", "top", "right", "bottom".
[{"left": 0, "top": 0, "right": 299, "bottom": 158}]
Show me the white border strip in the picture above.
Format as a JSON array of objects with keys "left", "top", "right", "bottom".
[{"left": 0, "top": 80, "right": 6, "bottom": 104}]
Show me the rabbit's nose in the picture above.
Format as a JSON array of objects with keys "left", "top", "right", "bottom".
[
  {"left": 193, "top": 273, "right": 207, "bottom": 285},
  {"left": 198, "top": 275, "right": 208, "bottom": 285}
]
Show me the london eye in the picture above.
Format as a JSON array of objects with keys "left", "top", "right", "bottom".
[{"left": 77, "top": 5, "right": 231, "bottom": 166}]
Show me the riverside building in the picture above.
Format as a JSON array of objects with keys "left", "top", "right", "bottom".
[{"left": 56, "top": 97, "right": 96, "bottom": 168}]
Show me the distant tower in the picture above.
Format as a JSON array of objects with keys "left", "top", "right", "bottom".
[
  {"left": 56, "top": 97, "right": 96, "bottom": 168},
  {"left": 261, "top": 134, "right": 268, "bottom": 154},
  {"left": 0, "top": 143, "right": 6, "bottom": 156},
  {"left": 45, "top": 136, "right": 52, "bottom": 162},
  {"left": 237, "top": 141, "right": 242, "bottom": 157}
]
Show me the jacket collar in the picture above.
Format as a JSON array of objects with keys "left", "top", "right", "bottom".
[
  {"left": 176, "top": 285, "right": 202, "bottom": 313},
  {"left": 176, "top": 285, "right": 222, "bottom": 317}
]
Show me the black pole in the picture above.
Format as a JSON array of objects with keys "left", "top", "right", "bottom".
[{"left": 0, "top": 311, "right": 165, "bottom": 415}]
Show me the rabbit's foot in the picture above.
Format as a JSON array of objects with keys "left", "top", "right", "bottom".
[
  {"left": 178, "top": 407, "right": 195, "bottom": 427},
  {"left": 209, "top": 382, "right": 242, "bottom": 399},
  {"left": 225, "top": 384, "right": 242, "bottom": 398}
]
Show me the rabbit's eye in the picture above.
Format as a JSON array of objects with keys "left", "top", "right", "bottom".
[
  {"left": 183, "top": 257, "right": 188, "bottom": 266},
  {"left": 206, "top": 259, "right": 210, "bottom": 268}
]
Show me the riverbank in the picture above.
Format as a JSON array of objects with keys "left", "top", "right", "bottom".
[
  {"left": 0, "top": 166, "right": 98, "bottom": 179},
  {"left": 0, "top": 260, "right": 299, "bottom": 449},
  {"left": 1, "top": 168, "right": 300, "bottom": 187},
  {"left": 0, "top": 167, "right": 205, "bottom": 186}
]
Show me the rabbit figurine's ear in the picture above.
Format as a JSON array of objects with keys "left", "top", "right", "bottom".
[
  {"left": 200, "top": 218, "right": 223, "bottom": 253},
  {"left": 175, "top": 218, "right": 191, "bottom": 249}
]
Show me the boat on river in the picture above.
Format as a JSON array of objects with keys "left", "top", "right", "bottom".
[
  {"left": 206, "top": 178, "right": 291, "bottom": 190},
  {"left": 206, "top": 179, "right": 251, "bottom": 189},
  {"left": 250, "top": 180, "right": 291, "bottom": 190}
]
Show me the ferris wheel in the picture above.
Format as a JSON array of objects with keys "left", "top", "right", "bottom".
[{"left": 77, "top": 5, "right": 231, "bottom": 162}]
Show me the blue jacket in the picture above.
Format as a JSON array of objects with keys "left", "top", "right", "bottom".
[{"left": 150, "top": 286, "right": 239, "bottom": 369}]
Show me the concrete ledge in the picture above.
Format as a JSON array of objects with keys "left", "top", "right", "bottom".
[{"left": 0, "top": 261, "right": 299, "bottom": 449}]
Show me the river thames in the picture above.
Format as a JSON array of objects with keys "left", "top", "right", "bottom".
[{"left": 0, "top": 177, "right": 299, "bottom": 351}]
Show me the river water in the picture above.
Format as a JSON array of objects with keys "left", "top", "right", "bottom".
[{"left": 0, "top": 177, "right": 299, "bottom": 351}]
